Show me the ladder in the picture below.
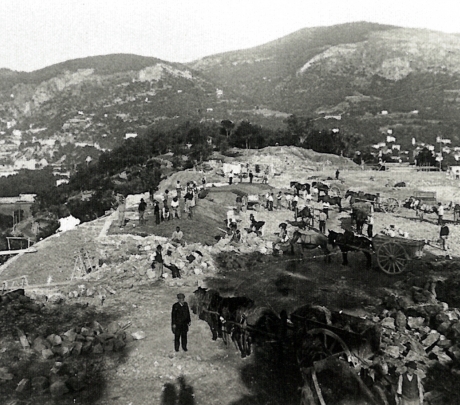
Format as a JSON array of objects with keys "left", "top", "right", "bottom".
[{"left": 71, "top": 249, "right": 95, "bottom": 280}]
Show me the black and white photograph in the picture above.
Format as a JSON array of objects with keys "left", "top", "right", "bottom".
[{"left": 1, "top": 1, "right": 460, "bottom": 404}]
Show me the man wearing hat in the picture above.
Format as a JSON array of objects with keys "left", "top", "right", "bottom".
[
  {"left": 171, "top": 293, "right": 191, "bottom": 352},
  {"left": 396, "top": 361, "right": 424, "bottom": 405}
]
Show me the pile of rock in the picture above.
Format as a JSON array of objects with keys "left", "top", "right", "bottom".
[
  {"left": 375, "top": 275, "right": 460, "bottom": 399},
  {"left": 1, "top": 289, "right": 142, "bottom": 399},
  {"left": 96, "top": 235, "right": 218, "bottom": 286}
]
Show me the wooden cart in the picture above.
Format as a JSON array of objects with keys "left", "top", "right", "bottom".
[
  {"left": 373, "top": 234, "right": 426, "bottom": 275},
  {"left": 291, "top": 307, "right": 385, "bottom": 405}
]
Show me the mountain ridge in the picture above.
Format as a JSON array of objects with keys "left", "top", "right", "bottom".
[{"left": 1, "top": 22, "right": 460, "bottom": 169}]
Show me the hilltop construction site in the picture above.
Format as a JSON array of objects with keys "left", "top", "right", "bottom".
[{"left": 2, "top": 146, "right": 460, "bottom": 405}]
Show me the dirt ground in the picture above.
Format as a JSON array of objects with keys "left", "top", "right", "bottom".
[{"left": 2, "top": 159, "right": 460, "bottom": 405}]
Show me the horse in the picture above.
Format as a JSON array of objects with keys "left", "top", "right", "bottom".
[
  {"left": 328, "top": 230, "right": 373, "bottom": 267},
  {"left": 345, "top": 190, "right": 378, "bottom": 205},
  {"left": 290, "top": 230, "right": 331, "bottom": 262},
  {"left": 290, "top": 181, "right": 311, "bottom": 196},
  {"left": 191, "top": 287, "right": 224, "bottom": 341},
  {"left": 317, "top": 194, "right": 342, "bottom": 212},
  {"left": 351, "top": 205, "right": 370, "bottom": 234},
  {"left": 192, "top": 287, "right": 256, "bottom": 357},
  {"left": 311, "top": 181, "right": 329, "bottom": 195},
  {"left": 295, "top": 206, "right": 314, "bottom": 228}
]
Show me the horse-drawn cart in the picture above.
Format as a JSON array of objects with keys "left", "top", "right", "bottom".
[
  {"left": 345, "top": 190, "right": 400, "bottom": 213},
  {"left": 328, "top": 230, "right": 427, "bottom": 275},
  {"left": 313, "top": 181, "right": 341, "bottom": 197},
  {"left": 373, "top": 234, "right": 426, "bottom": 275},
  {"left": 291, "top": 306, "right": 389, "bottom": 405}
]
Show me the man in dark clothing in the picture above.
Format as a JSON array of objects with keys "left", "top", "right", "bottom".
[
  {"left": 154, "top": 201, "right": 160, "bottom": 225},
  {"left": 138, "top": 198, "right": 147, "bottom": 224},
  {"left": 335, "top": 169, "right": 340, "bottom": 180},
  {"left": 440, "top": 222, "right": 450, "bottom": 254},
  {"left": 249, "top": 170, "right": 253, "bottom": 184},
  {"left": 154, "top": 245, "right": 164, "bottom": 278},
  {"left": 171, "top": 293, "right": 191, "bottom": 352}
]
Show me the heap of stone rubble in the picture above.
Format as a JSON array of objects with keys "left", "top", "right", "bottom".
[{"left": 0, "top": 288, "right": 144, "bottom": 400}]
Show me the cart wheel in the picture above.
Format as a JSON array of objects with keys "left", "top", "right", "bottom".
[
  {"left": 377, "top": 241, "right": 407, "bottom": 274},
  {"left": 297, "top": 328, "right": 355, "bottom": 368},
  {"left": 329, "top": 186, "right": 341, "bottom": 197},
  {"left": 384, "top": 198, "right": 400, "bottom": 213}
]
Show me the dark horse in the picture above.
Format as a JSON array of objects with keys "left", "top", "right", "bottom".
[
  {"left": 311, "top": 181, "right": 330, "bottom": 195},
  {"left": 328, "top": 229, "right": 373, "bottom": 267},
  {"left": 345, "top": 190, "right": 378, "bottom": 205},
  {"left": 290, "top": 230, "right": 331, "bottom": 262},
  {"left": 351, "top": 205, "right": 370, "bottom": 234},
  {"left": 192, "top": 287, "right": 255, "bottom": 357},
  {"left": 290, "top": 181, "right": 311, "bottom": 196},
  {"left": 318, "top": 194, "right": 342, "bottom": 212},
  {"left": 295, "top": 206, "right": 314, "bottom": 228}
]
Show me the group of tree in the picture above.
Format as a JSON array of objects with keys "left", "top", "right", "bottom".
[{"left": 1, "top": 115, "right": 363, "bottom": 240}]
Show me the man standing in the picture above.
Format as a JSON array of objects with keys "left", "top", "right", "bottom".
[
  {"left": 440, "top": 222, "right": 450, "bottom": 254},
  {"left": 154, "top": 201, "right": 160, "bottom": 225},
  {"left": 171, "top": 197, "right": 180, "bottom": 219},
  {"left": 228, "top": 171, "right": 233, "bottom": 185},
  {"left": 283, "top": 193, "right": 291, "bottom": 211},
  {"left": 396, "top": 361, "right": 423, "bottom": 405},
  {"left": 154, "top": 245, "right": 164, "bottom": 278},
  {"left": 249, "top": 170, "right": 253, "bottom": 184},
  {"left": 292, "top": 194, "right": 299, "bottom": 212},
  {"left": 335, "top": 169, "right": 340, "bottom": 180},
  {"left": 454, "top": 203, "right": 460, "bottom": 222},
  {"left": 322, "top": 200, "right": 330, "bottom": 219},
  {"left": 318, "top": 210, "right": 327, "bottom": 234},
  {"left": 171, "top": 293, "right": 191, "bottom": 352},
  {"left": 176, "top": 181, "right": 182, "bottom": 199},
  {"left": 367, "top": 214, "right": 374, "bottom": 238},
  {"left": 276, "top": 191, "right": 283, "bottom": 210},
  {"left": 437, "top": 202, "right": 444, "bottom": 225},
  {"left": 268, "top": 193, "right": 274, "bottom": 211},
  {"left": 138, "top": 198, "right": 147, "bottom": 225},
  {"left": 184, "top": 191, "right": 194, "bottom": 219},
  {"left": 117, "top": 194, "right": 126, "bottom": 228}
]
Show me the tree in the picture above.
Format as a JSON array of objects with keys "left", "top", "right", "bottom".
[
  {"left": 283, "top": 115, "right": 313, "bottom": 146},
  {"left": 415, "top": 147, "right": 436, "bottom": 167},
  {"left": 232, "top": 121, "right": 260, "bottom": 149},
  {"left": 220, "top": 120, "right": 235, "bottom": 139}
]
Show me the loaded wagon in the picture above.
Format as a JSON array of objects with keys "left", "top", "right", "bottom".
[
  {"left": 345, "top": 190, "right": 400, "bottom": 213},
  {"left": 329, "top": 230, "right": 427, "bottom": 275},
  {"left": 291, "top": 306, "right": 391, "bottom": 405},
  {"left": 373, "top": 233, "right": 426, "bottom": 275},
  {"left": 413, "top": 190, "right": 437, "bottom": 206}
]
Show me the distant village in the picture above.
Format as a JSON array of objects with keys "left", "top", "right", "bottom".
[{"left": 0, "top": 113, "right": 116, "bottom": 186}]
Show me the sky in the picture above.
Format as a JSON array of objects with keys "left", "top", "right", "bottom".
[{"left": 2, "top": 0, "right": 460, "bottom": 72}]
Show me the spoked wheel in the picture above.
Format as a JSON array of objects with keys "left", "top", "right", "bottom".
[
  {"left": 329, "top": 186, "right": 341, "bottom": 197},
  {"left": 382, "top": 198, "right": 400, "bottom": 213},
  {"left": 297, "top": 328, "right": 355, "bottom": 368},
  {"left": 377, "top": 241, "right": 407, "bottom": 274}
]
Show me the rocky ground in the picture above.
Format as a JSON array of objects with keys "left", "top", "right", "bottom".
[{"left": 2, "top": 148, "right": 460, "bottom": 404}]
